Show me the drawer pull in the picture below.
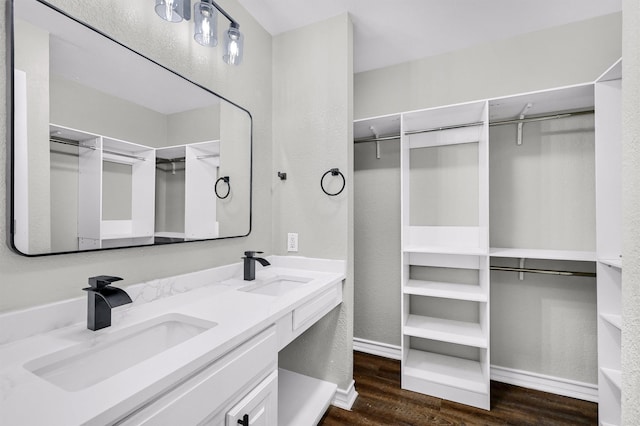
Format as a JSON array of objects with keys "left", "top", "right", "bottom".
[{"left": 238, "top": 414, "right": 249, "bottom": 426}]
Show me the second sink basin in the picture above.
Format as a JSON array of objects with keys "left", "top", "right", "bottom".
[
  {"left": 239, "top": 275, "right": 313, "bottom": 296},
  {"left": 24, "top": 313, "right": 217, "bottom": 392}
]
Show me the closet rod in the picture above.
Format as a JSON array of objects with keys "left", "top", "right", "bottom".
[
  {"left": 354, "top": 135, "right": 401, "bottom": 144},
  {"left": 400, "top": 109, "right": 595, "bottom": 136},
  {"left": 50, "top": 136, "right": 95, "bottom": 149},
  {"left": 489, "top": 109, "right": 594, "bottom": 127},
  {"left": 405, "top": 121, "right": 483, "bottom": 136},
  {"left": 50, "top": 137, "right": 147, "bottom": 161},
  {"left": 490, "top": 266, "right": 596, "bottom": 278},
  {"left": 353, "top": 109, "right": 595, "bottom": 144},
  {"left": 196, "top": 154, "right": 218, "bottom": 160},
  {"left": 50, "top": 148, "right": 80, "bottom": 158},
  {"left": 157, "top": 157, "right": 186, "bottom": 163}
]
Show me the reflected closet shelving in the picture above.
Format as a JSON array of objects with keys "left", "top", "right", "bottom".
[
  {"left": 50, "top": 124, "right": 156, "bottom": 250},
  {"left": 155, "top": 140, "right": 221, "bottom": 242},
  {"left": 353, "top": 59, "right": 622, "bottom": 420}
]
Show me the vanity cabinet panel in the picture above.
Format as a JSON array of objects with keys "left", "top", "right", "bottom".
[
  {"left": 275, "top": 281, "right": 343, "bottom": 350},
  {"left": 117, "top": 327, "right": 277, "bottom": 426},
  {"left": 293, "top": 284, "right": 341, "bottom": 330}
]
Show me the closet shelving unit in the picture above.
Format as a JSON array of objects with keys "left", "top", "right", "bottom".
[
  {"left": 594, "top": 60, "right": 622, "bottom": 426},
  {"left": 353, "top": 60, "right": 621, "bottom": 416},
  {"left": 400, "top": 101, "right": 491, "bottom": 410},
  {"left": 487, "top": 82, "right": 599, "bottom": 280},
  {"left": 155, "top": 140, "right": 221, "bottom": 242},
  {"left": 51, "top": 124, "right": 156, "bottom": 250}
]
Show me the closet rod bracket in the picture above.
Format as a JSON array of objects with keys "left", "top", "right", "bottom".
[
  {"left": 517, "top": 103, "right": 533, "bottom": 146},
  {"left": 369, "top": 125, "right": 381, "bottom": 159}
]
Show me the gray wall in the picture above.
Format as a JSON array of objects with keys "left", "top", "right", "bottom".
[
  {"left": 272, "top": 14, "right": 354, "bottom": 390},
  {"left": 1, "top": 0, "right": 273, "bottom": 311},
  {"left": 353, "top": 13, "right": 621, "bottom": 385},
  {"left": 166, "top": 105, "right": 220, "bottom": 146},
  {"left": 622, "top": 0, "right": 640, "bottom": 423},
  {"left": 50, "top": 76, "right": 168, "bottom": 147},
  {"left": 354, "top": 140, "right": 401, "bottom": 345},
  {"left": 355, "top": 13, "right": 622, "bottom": 120}
]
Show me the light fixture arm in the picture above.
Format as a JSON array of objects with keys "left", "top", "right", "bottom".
[{"left": 203, "top": 0, "right": 239, "bottom": 28}]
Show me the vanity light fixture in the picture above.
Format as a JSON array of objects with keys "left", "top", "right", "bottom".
[
  {"left": 155, "top": 0, "right": 244, "bottom": 65},
  {"left": 155, "top": 0, "right": 190, "bottom": 23}
]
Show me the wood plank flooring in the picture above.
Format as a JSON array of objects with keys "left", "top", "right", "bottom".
[{"left": 319, "top": 351, "right": 598, "bottom": 425}]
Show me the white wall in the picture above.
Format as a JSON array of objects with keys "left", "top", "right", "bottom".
[
  {"left": 622, "top": 0, "right": 640, "bottom": 423},
  {"left": 13, "top": 19, "right": 50, "bottom": 254},
  {"left": 0, "top": 0, "right": 273, "bottom": 311},
  {"left": 353, "top": 13, "right": 622, "bottom": 385},
  {"left": 272, "top": 14, "right": 354, "bottom": 390}
]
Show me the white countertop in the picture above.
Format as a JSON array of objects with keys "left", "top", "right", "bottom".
[{"left": 0, "top": 256, "right": 345, "bottom": 425}]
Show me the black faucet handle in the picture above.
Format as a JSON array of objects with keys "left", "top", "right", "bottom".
[
  {"left": 243, "top": 251, "right": 264, "bottom": 258},
  {"left": 87, "top": 275, "right": 123, "bottom": 290}
]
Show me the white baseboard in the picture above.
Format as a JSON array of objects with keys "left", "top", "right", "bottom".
[
  {"left": 332, "top": 379, "right": 358, "bottom": 410},
  {"left": 352, "top": 338, "right": 598, "bottom": 403},
  {"left": 353, "top": 337, "right": 401, "bottom": 360},
  {"left": 490, "top": 365, "right": 598, "bottom": 403}
]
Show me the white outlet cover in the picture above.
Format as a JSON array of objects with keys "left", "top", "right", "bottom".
[{"left": 287, "top": 233, "right": 298, "bottom": 252}]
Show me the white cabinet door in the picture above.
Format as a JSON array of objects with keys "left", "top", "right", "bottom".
[
  {"left": 117, "top": 327, "right": 276, "bottom": 426},
  {"left": 225, "top": 371, "right": 278, "bottom": 426}
]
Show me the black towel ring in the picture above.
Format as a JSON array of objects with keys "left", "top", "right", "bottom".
[
  {"left": 215, "top": 176, "right": 231, "bottom": 199},
  {"left": 320, "top": 168, "right": 345, "bottom": 196}
]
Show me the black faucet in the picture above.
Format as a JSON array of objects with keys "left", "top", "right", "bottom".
[
  {"left": 82, "top": 276, "right": 132, "bottom": 331},
  {"left": 243, "top": 251, "right": 271, "bottom": 281}
]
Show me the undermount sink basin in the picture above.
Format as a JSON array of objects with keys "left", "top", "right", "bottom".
[
  {"left": 24, "top": 313, "right": 217, "bottom": 391},
  {"left": 239, "top": 275, "right": 314, "bottom": 296}
]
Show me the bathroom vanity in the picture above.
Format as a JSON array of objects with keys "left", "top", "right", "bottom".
[{"left": 0, "top": 256, "right": 345, "bottom": 425}]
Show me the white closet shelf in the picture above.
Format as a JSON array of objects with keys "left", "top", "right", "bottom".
[
  {"left": 489, "top": 248, "right": 596, "bottom": 262},
  {"left": 601, "top": 368, "right": 622, "bottom": 390},
  {"left": 600, "top": 313, "right": 622, "bottom": 330},
  {"left": 404, "top": 314, "right": 487, "bottom": 348},
  {"left": 405, "top": 280, "right": 487, "bottom": 302},
  {"left": 154, "top": 232, "right": 186, "bottom": 239},
  {"left": 278, "top": 369, "right": 337, "bottom": 426},
  {"left": 404, "top": 349, "right": 488, "bottom": 394},
  {"left": 101, "top": 233, "right": 153, "bottom": 240},
  {"left": 599, "top": 258, "right": 622, "bottom": 269},
  {"left": 404, "top": 246, "right": 486, "bottom": 256}
]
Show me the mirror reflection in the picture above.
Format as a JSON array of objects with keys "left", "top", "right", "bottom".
[{"left": 12, "top": 0, "right": 252, "bottom": 255}]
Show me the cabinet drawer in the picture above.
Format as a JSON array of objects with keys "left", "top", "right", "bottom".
[
  {"left": 293, "top": 283, "right": 341, "bottom": 331},
  {"left": 118, "top": 327, "right": 277, "bottom": 425}
]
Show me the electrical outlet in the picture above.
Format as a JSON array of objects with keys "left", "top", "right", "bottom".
[{"left": 287, "top": 233, "right": 298, "bottom": 252}]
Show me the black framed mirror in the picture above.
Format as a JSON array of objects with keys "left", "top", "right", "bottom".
[{"left": 10, "top": 0, "right": 252, "bottom": 256}]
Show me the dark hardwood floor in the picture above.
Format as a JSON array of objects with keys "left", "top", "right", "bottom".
[{"left": 319, "top": 351, "right": 598, "bottom": 425}]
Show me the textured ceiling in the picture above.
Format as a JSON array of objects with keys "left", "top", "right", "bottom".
[{"left": 237, "top": 0, "right": 621, "bottom": 73}]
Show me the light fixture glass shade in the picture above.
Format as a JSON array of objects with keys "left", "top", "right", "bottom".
[
  {"left": 155, "top": 0, "right": 185, "bottom": 23},
  {"left": 194, "top": 2, "right": 218, "bottom": 47},
  {"left": 223, "top": 24, "right": 244, "bottom": 65}
]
